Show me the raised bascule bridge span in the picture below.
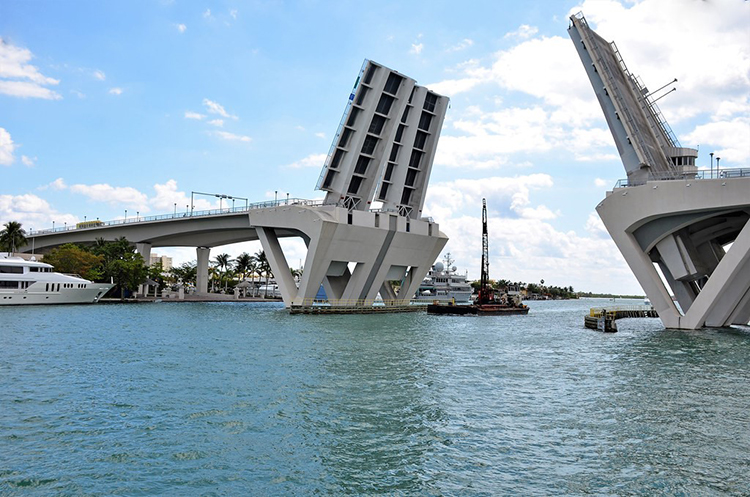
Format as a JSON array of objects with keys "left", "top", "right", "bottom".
[
  {"left": 21, "top": 60, "right": 450, "bottom": 309},
  {"left": 569, "top": 13, "right": 750, "bottom": 330}
]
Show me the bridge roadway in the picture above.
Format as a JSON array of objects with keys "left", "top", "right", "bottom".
[
  {"left": 28, "top": 198, "right": 318, "bottom": 249},
  {"left": 21, "top": 197, "right": 449, "bottom": 308}
]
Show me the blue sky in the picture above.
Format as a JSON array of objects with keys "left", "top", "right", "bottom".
[{"left": 2, "top": 0, "right": 748, "bottom": 294}]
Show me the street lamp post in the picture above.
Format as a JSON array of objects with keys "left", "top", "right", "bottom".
[
  {"left": 174, "top": 203, "right": 177, "bottom": 215},
  {"left": 125, "top": 209, "right": 128, "bottom": 222},
  {"left": 710, "top": 152, "right": 714, "bottom": 178},
  {"left": 275, "top": 190, "right": 278, "bottom": 205}
]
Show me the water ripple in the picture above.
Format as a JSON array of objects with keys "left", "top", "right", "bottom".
[{"left": 1, "top": 301, "right": 748, "bottom": 494}]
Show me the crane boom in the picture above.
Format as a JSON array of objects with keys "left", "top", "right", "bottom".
[{"left": 478, "top": 198, "right": 492, "bottom": 304}]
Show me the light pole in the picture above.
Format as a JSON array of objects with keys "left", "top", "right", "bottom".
[
  {"left": 52, "top": 221, "right": 55, "bottom": 231},
  {"left": 710, "top": 152, "right": 714, "bottom": 178},
  {"left": 174, "top": 203, "right": 177, "bottom": 215},
  {"left": 275, "top": 190, "right": 278, "bottom": 205},
  {"left": 125, "top": 209, "right": 128, "bottom": 221},
  {"left": 286, "top": 192, "right": 289, "bottom": 205}
]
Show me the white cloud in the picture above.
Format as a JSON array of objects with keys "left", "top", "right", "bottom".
[
  {"left": 49, "top": 178, "right": 67, "bottom": 190},
  {"left": 447, "top": 38, "right": 474, "bottom": 52},
  {"left": 207, "top": 119, "right": 224, "bottom": 127},
  {"left": 314, "top": 132, "right": 326, "bottom": 139},
  {"left": 150, "top": 179, "right": 212, "bottom": 212},
  {"left": 0, "top": 38, "right": 61, "bottom": 100},
  {"left": 21, "top": 155, "right": 36, "bottom": 167},
  {"left": 682, "top": 116, "right": 750, "bottom": 163},
  {"left": 422, "top": 176, "right": 637, "bottom": 293},
  {"left": 212, "top": 130, "right": 251, "bottom": 142},
  {"left": 184, "top": 111, "right": 206, "bottom": 120},
  {"left": 108, "top": 87, "right": 123, "bottom": 95},
  {"left": 203, "top": 98, "right": 238, "bottom": 119},
  {"left": 69, "top": 183, "right": 149, "bottom": 210},
  {"left": 0, "top": 193, "right": 77, "bottom": 230},
  {"left": 0, "top": 128, "right": 16, "bottom": 165},
  {"left": 410, "top": 43, "right": 424, "bottom": 55},
  {"left": 0, "top": 80, "right": 62, "bottom": 100},
  {"left": 594, "top": 178, "right": 609, "bottom": 188},
  {"left": 504, "top": 24, "right": 539, "bottom": 40},
  {"left": 203, "top": 9, "right": 212, "bottom": 19},
  {"left": 93, "top": 69, "right": 106, "bottom": 81},
  {"left": 585, "top": 211, "right": 609, "bottom": 239},
  {"left": 282, "top": 153, "right": 326, "bottom": 169},
  {"left": 177, "top": 23, "right": 187, "bottom": 33},
  {"left": 229, "top": 9, "right": 238, "bottom": 20}
]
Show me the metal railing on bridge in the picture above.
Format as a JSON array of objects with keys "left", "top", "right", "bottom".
[
  {"left": 31, "top": 198, "right": 327, "bottom": 235},
  {"left": 613, "top": 167, "right": 750, "bottom": 189}
]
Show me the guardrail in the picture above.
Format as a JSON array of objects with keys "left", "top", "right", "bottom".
[
  {"left": 590, "top": 305, "right": 653, "bottom": 318},
  {"left": 30, "top": 198, "right": 327, "bottom": 235},
  {"left": 614, "top": 167, "right": 750, "bottom": 189}
]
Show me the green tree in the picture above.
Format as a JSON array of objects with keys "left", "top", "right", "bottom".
[
  {"left": 90, "top": 237, "right": 147, "bottom": 299},
  {"left": 0, "top": 221, "right": 27, "bottom": 253},
  {"left": 147, "top": 261, "right": 167, "bottom": 293},
  {"left": 106, "top": 252, "right": 148, "bottom": 300},
  {"left": 43, "top": 243, "right": 103, "bottom": 281},
  {"left": 214, "top": 253, "right": 232, "bottom": 292},
  {"left": 234, "top": 252, "right": 253, "bottom": 280},
  {"left": 254, "top": 250, "right": 273, "bottom": 297},
  {"left": 171, "top": 261, "right": 197, "bottom": 287}
]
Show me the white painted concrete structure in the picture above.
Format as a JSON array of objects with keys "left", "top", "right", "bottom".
[
  {"left": 569, "top": 13, "right": 750, "bottom": 329},
  {"left": 22, "top": 61, "right": 449, "bottom": 308}
]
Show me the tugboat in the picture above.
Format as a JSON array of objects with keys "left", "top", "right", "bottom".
[{"left": 427, "top": 199, "right": 529, "bottom": 316}]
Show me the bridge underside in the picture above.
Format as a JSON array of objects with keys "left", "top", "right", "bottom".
[{"left": 598, "top": 178, "right": 750, "bottom": 329}]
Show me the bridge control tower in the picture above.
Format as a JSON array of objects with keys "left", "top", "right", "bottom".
[{"left": 569, "top": 13, "right": 750, "bottom": 329}]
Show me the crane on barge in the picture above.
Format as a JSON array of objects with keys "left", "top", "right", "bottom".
[{"left": 427, "top": 198, "right": 529, "bottom": 315}]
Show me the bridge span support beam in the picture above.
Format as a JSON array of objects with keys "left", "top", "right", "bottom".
[{"left": 250, "top": 204, "right": 447, "bottom": 308}]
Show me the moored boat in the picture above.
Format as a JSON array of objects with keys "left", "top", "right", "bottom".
[{"left": 0, "top": 254, "right": 114, "bottom": 305}]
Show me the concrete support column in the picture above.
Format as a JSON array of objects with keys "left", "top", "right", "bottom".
[
  {"left": 196, "top": 246, "right": 211, "bottom": 295},
  {"left": 135, "top": 242, "right": 152, "bottom": 297},
  {"left": 256, "top": 227, "right": 298, "bottom": 304}
]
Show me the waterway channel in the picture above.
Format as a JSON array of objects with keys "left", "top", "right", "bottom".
[{"left": 2, "top": 299, "right": 748, "bottom": 494}]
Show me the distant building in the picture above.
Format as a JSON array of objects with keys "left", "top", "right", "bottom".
[{"left": 149, "top": 254, "right": 173, "bottom": 270}]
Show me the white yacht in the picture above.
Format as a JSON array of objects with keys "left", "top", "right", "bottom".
[
  {"left": 0, "top": 255, "right": 114, "bottom": 305},
  {"left": 415, "top": 253, "right": 473, "bottom": 303}
]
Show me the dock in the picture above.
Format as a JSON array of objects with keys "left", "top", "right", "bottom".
[{"left": 584, "top": 305, "right": 659, "bottom": 332}]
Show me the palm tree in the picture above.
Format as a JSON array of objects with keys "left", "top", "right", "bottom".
[
  {"left": 254, "top": 250, "right": 273, "bottom": 297},
  {"left": 234, "top": 252, "right": 253, "bottom": 280},
  {"left": 0, "top": 221, "right": 27, "bottom": 254},
  {"left": 214, "top": 253, "right": 233, "bottom": 292}
]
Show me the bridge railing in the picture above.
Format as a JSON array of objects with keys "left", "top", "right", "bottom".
[
  {"left": 31, "top": 197, "right": 328, "bottom": 235},
  {"left": 613, "top": 167, "right": 750, "bottom": 189}
]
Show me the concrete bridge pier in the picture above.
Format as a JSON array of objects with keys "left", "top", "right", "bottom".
[
  {"left": 196, "top": 247, "right": 211, "bottom": 295},
  {"left": 251, "top": 204, "right": 448, "bottom": 308},
  {"left": 136, "top": 242, "right": 152, "bottom": 297}
]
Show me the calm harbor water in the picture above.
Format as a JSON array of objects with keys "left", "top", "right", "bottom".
[{"left": 1, "top": 299, "right": 749, "bottom": 495}]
